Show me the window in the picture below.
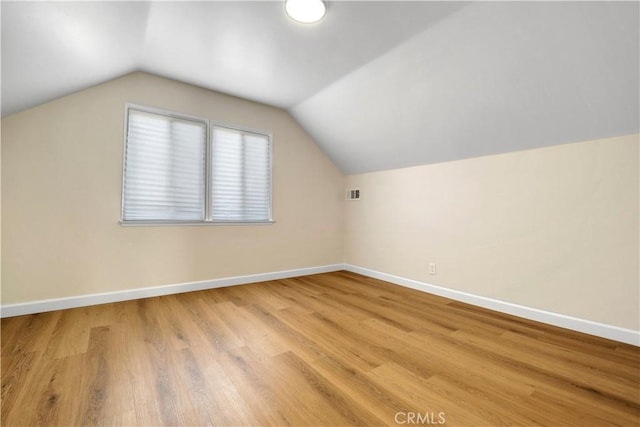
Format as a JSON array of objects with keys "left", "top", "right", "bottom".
[{"left": 122, "top": 104, "right": 272, "bottom": 224}]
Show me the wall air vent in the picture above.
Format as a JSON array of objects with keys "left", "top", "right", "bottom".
[{"left": 346, "top": 188, "right": 360, "bottom": 200}]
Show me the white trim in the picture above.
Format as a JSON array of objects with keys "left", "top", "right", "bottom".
[
  {"left": 0, "top": 264, "right": 343, "bottom": 318},
  {"left": 3, "top": 262, "right": 637, "bottom": 346},
  {"left": 344, "top": 264, "right": 640, "bottom": 347}
]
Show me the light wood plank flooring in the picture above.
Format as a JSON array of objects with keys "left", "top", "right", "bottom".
[{"left": 2, "top": 271, "right": 639, "bottom": 426}]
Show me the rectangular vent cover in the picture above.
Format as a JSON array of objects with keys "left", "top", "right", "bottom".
[{"left": 346, "top": 189, "right": 360, "bottom": 200}]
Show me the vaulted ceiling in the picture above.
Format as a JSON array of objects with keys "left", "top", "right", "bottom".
[{"left": 2, "top": 1, "right": 638, "bottom": 174}]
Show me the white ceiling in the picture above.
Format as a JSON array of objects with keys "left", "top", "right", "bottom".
[
  {"left": 1, "top": 1, "right": 467, "bottom": 114},
  {"left": 293, "top": 1, "right": 640, "bottom": 173},
  {"left": 2, "top": 1, "right": 638, "bottom": 174}
]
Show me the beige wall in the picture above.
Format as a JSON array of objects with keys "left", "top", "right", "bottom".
[
  {"left": 2, "top": 71, "right": 638, "bottom": 333},
  {"left": 345, "top": 134, "right": 639, "bottom": 331},
  {"left": 2, "top": 72, "right": 344, "bottom": 304}
]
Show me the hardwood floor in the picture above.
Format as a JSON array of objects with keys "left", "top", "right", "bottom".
[{"left": 2, "top": 271, "right": 639, "bottom": 426}]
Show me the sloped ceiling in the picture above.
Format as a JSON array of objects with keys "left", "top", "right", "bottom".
[
  {"left": 1, "top": 1, "right": 467, "bottom": 114},
  {"left": 292, "top": 1, "right": 640, "bottom": 173},
  {"left": 2, "top": 1, "right": 638, "bottom": 174}
]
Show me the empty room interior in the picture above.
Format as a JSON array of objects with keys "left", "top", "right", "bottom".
[{"left": 1, "top": 1, "right": 639, "bottom": 426}]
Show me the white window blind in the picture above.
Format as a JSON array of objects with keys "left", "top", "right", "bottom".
[
  {"left": 210, "top": 127, "right": 271, "bottom": 222},
  {"left": 121, "top": 105, "right": 272, "bottom": 224}
]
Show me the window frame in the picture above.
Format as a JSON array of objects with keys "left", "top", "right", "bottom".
[{"left": 120, "top": 103, "right": 274, "bottom": 226}]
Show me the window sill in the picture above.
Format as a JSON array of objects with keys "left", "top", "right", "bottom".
[{"left": 119, "top": 220, "right": 276, "bottom": 227}]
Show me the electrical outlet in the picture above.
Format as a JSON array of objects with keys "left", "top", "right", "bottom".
[{"left": 428, "top": 263, "right": 437, "bottom": 275}]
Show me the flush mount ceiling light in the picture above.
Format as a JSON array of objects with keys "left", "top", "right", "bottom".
[{"left": 285, "top": 0, "right": 326, "bottom": 24}]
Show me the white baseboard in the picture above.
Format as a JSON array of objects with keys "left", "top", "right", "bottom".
[
  {"left": 0, "top": 264, "right": 343, "bottom": 318},
  {"left": 344, "top": 264, "right": 640, "bottom": 347},
  {"left": 3, "top": 263, "right": 637, "bottom": 346}
]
